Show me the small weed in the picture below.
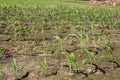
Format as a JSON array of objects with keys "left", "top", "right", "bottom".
[{"left": 93, "top": 35, "right": 102, "bottom": 47}]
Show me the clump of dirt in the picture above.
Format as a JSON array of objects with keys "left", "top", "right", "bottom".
[{"left": 89, "top": 0, "right": 120, "bottom": 6}]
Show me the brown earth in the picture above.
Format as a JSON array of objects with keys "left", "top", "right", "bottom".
[
  {"left": 89, "top": 0, "right": 120, "bottom": 6},
  {"left": 0, "top": 25, "right": 120, "bottom": 80}
]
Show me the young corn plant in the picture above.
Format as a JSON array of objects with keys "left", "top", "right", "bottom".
[
  {"left": 109, "top": 18, "right": 117, "bottom": 29},
  {"left": 106, "top": 36, "right": 111, "bottom": 46},
  {"left": 76, "top": 25, "right": 83, "bottom": 33},
  {"left": 85, "top": 34, "right": 89, "bottom": 42},
  {"left": 85, "top": 49, "right": 95, "bottom": 68},
  {"left": 69, "top": 26, "right": 76, "bottom": 35},
  {"left": 41, "top": 26, "right": 46, "bottom": 40},
  {"left": 54, "top": 36, "right": 68, "bottom": 68},
  {"left": 41, "top": 20, "right": 46, "bottom": 40},
  {"left": 65, "top": 53, "right": 78, "bottom": 72},
  {"left": 12, "top": 26, "right": 21, "bottom": 40},
  {"left": 54, "top": 26, "right": 61, "bottom": 36},
  {"left": 71, "top": 33, "right": 86, "bottom": 56},
  {"left": 41, "top": 41, "right": 47, "bottom": 74},
  {"left": 23, "top": 28, "right": 31, "bottom": 39},
  {"left": 32, "top": 45, "right": 40, "bottom": 54},
  {"left": 54, "top": 36, "right": 68, "bottom": 54},
  {"left": 100, "top": 20, "right": 105, "bottom": 28},
  {"left": 106, "top": 46, "right": 115, "bottom": 62},
  {"left": 42, "top": 56, "right": 47, "bottom": 74},
  {"left": 11, "top": 58, "right": 17, "bottom": 77},
  {"left": 41, "top": 41, "right": 47, "bottom": 54},
  {"left": 93, "top": 35, "right": 102, "bottom": 47}
]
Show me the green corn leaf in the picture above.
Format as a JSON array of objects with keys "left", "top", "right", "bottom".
[
  {"left": 43, "top": 57, "right": 47, "bottom": 66},
  {"left": 82, "top": 59, "right": 87, "bottom": 65},
  {"left": 12, "top": 58, "right": 17, "bottom": 73},
  {"left": 54, "top": 36, "right": 61, "bottom": 41}
]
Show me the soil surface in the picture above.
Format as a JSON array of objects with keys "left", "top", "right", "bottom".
[
  {"left": 0, "top": 25, "right": 120, "bottom": 80},
  {"left": 0, "top": 1, "right": 120, "bottom": 79},
  {"left": 89, "top": 0, "right": 120, "bottom": 6}
]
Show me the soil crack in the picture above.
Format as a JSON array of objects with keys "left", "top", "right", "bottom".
[{"left": 17, "top": 72, "right": 29, "bottom": 80}]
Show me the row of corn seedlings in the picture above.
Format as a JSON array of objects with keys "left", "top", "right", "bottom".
[
  {"left": 0, "top": 5, "right": 119, "bottom": 78},
  {"left": 1, "top": 5, "right": 119, "bottom": 37}
]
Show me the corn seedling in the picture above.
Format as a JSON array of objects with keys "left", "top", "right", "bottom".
[
  {"left": 85, "top": 49, "right": 95, "bottom": 68},
  {"left": 75, "top": 25, "right": 83, "bottom": 33},
  {"left": 71, "top": 33, "right": 86, "bottom": 56},
  {"left": 106, "top": 36, "right": 111, "bottom": 46},
  {"left": 109, "top": 18, "right": 116, "bottom": 28},
  {"left": 93, "top": 35, "right": 102, "bottom": 47},
  {"left": 54, "top": 26, "right": 61, "bottom": 36},
  {"left": 41, "top": 41, "right": 47, "bottom": 54},
  {"left": 106, "top": 46, "right": 115, "bottom": 62},
  {"left": 32, "top": 45, "right": 40, "bottom": 54},
  {"left": 70, "top": 26, "right": 75, "bottom": 34},
  {"left": 85, "top": 34, "right": 89, "bottom": 42},
  {"left": 11, "top": 58, "right": 17, "bottom": 77},
  {"left": 82, "top": 58, "right": 87, "bottom": 65},
  {"left": 12, "top": 26, "right": 21, "bottom": 40},
  {"left": 54, "top": 36, "right": 68, "bottom": 54},
  {"left": 65, "top": 53, "right": 78, "bottom": 72},
  {"left": 90, "top": 23, "right": 96, "bottom": 35},
  {"left": 42, "top": 56, "right": 47, "bottom": 74},
  {"left": 41, "top": 26, "right": 46, "bottom": 40},
  {"left": 100, "top": 20, "right": 105, "bottom": 28}
]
